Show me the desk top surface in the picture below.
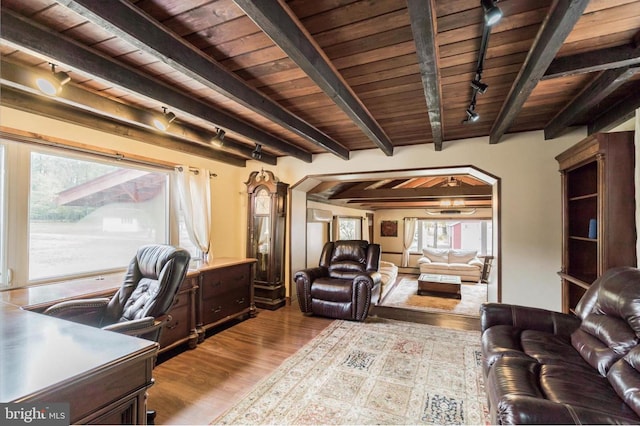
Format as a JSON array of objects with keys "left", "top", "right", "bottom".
[{"left": 0, "top": 307, "right": 157, "bottom": 402}]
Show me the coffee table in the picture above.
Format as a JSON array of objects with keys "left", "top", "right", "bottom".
[{"left": 417, "top": 273, "right": 462, "bottom": 299}]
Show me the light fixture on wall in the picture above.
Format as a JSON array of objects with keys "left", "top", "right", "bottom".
[
  {"left": 211, "top": 127, "right": 226, "bottom": 148},
  {"left": 35, "top": 63, "right": 71, "bottom": 96},
  {"left": 153, "top": 107, "right": 176, "bottom": 131},
  {"left": 251, "top": 143, "right": 263, "bottom": 160},
  {"left": 482, "top": 0, "right": 503, "bottom": 26}
]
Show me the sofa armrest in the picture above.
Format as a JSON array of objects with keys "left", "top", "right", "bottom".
[
  {"left": 494, "top": 394, "right": 640, "bottom": 425},
  {"left": 469, "top": 258, "right": 483, "bottom": 268},
  {"left": 480, "top": 302, "right": 581, "bottom": 336},
  {"left": 43, "top": 298, "right": 110, "bottom": 327},
  {"left": 417, "top": 256, "right": 432, "bottom": 265}
]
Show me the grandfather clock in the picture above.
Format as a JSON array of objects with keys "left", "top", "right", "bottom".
[{"left": 245, "top": 169, "right": 289, "bottom": 310}]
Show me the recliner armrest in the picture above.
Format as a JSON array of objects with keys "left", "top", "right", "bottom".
[
  {"left": 43, "top": 298, "right": 110, "bottom": 326},
  {"left": 480, "top": 302, "right": 580, "bottom": 336},
  {"left": 294, "top": 267, "right": 328, "bottom": 283}
]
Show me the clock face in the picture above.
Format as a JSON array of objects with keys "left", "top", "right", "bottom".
[{"left": 255, "top": 188, "right": 271, "bottom": 215}]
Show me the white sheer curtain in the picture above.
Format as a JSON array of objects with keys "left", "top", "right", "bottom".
[
  {"left": 402, "top": 217, "right": 417, "bottom": 267},
  {"left": 175, "top": 166, "right": 211, "bottom": 260}
]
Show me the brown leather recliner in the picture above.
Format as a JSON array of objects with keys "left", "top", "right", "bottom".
[
  {"left": 294, "top": 240, "right": 381, "bottom": 321},
  {"left": 44, "top": 244, "right": 191, "bottom": 342}
]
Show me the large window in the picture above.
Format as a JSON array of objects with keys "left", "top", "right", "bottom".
[
  {"left": 0, "top": 140, "right": 195, "bottom": 287},
  {"left": 410, "top": 219, "right": 492, "bottom": 255},
  {"left": 28, "top": 151, "right": 169, "bottom": 281}
]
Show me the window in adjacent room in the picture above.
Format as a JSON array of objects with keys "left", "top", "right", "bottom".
[{"left": 410, "top": 219, "right": 492, "bottom": 255}]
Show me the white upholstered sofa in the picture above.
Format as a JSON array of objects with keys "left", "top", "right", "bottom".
[
  {"left": 417, "top": 248, "right": 483, "bottom": 282},
  {"left": 378, "top": 260, "right": 398, "bottom": 298}
]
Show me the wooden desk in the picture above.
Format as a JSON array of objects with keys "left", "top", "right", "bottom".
[{"left": 0, "top": 305, "right": 157, "bottom": 424}]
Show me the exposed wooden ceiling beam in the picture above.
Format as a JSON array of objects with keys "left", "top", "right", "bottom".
[
  {"left": 0, "top": 59, "right": 277, "bottom": 165},
  {"left": 406, "top": 0, "right": 443, "bottom": 151},
  {"left": 57, "top": 0, "right": 349, "bottom": 160},
  {"left": 543, "top": 44, "right": 640, "bottom": 80},
  {"left": 0, "top": 8, "right": 312, "bottom": 163},
  {"left": 234, "top": 0, "right": 395, "bottom": 156},
  {"left": 588, "top": 82, "right": 640, "bottom": 134},
  {"left": 490, "top": 0, "right": 590, "bottom": 144},
  {"left": 544, "top": 66, "right": 640, "bottom": 139},
  {"left": 0, "top": 86, "right": 248, "bottom": 167},
  {"left": 330, "top": 185, "right": 492, "bottom": 200}
]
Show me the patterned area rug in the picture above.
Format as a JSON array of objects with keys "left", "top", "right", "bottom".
[
  {"left": 213, "top": 318, "right": 489, "bottom": 425},
  {"left": 380, "top": 278, "right": 486, "bottom": 317}
]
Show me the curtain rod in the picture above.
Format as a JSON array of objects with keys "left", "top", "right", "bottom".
[
  {"left": 176, "top": 166, "right": 217, "bottom": 178},
  {"left": 1, "top": 129, "right": 176, "bottom": 171}
]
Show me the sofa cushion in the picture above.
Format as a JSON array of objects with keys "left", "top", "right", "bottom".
[
  {"left": 448, "top": 249, "right": 477, "bottom": 264},
  {"left": 422, "top": 248, "right": 448, "bottom": 263}
]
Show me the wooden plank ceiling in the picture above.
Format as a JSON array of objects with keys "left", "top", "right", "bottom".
[{"left": 1, "top": 0, "right": 639, "bottom": 208}]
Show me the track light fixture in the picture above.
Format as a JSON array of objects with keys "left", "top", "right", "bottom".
[
  {"left": 462, "top": 1, "right": 502, "bottom": 123},
  {"left": 211, "top": 127, "right": 226, "bottom": 148},
  {"left": 481, "top": 0, "right": 503, "bottom": 26},
  {"left": 470, "top": 79, "right": 488, "bottom": 94},
  {"left": 153, "top": 107, "right": 176, "bottom": 131},
  {"left": 465, "top": 106, "right": 480, "bottom": 123},
  {"left": 35, "top": 63, "right": 71, "bottom": 96},
  {"left": 251, "top": 144, "right": 263, "bottom": 160}
]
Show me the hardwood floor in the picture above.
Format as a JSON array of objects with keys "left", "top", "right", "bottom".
[{"left": 148, "top": 302, "right": 480, "bottom": 425}]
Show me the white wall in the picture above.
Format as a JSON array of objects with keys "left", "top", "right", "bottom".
[{"left": 274, "top": 130, "right": 583, "bottom": 311}]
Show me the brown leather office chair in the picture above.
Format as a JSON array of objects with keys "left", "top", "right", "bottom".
[
  {"left": 294, "top": 240, "right": 381, "bottom": 321},
  {"left": 44, "top": 244, "right": 190, "bottom": 424},
  {"left": 44, "top": 244, "right": 191, "bottom": 343}
]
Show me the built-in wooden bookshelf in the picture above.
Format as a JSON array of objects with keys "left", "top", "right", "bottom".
[{"left": 556, "top": 131, "right": 636, "bottom": 314}]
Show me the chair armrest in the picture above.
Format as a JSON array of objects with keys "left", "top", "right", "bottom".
[
  {"left": 43, "top": 298, "right": 109, "bottom": 327},
  {"left": 355, "top": 271, "right": 382, "bottom": 287},
  {"left": 294, "top": 267, "right": 328, "bottom": 313},
  {"left": 480, "top": 302, "right": 581, "bottom": 336},
  {"left": 417, "top": 256, "right": 431, "bottom": 265},
  {"left": 294, "top": 266, "right": 327, "bottom": 283},
  {"left": 103, "top": 315, "right": 165, "bottom": 339}
]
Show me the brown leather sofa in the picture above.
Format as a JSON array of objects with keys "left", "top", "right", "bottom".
[
  {"left": 480, "top": 266, "right": 640, "bottom": 424},
  {"left": 294, "top": 240, "right": 381, "bottom": 321}
]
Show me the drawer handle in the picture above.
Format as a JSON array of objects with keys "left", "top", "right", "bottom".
[
  {"left": 211, "top": 306, "right": 222, "bottom": 313},
  {"left": 167, "top": 321, "right": 179, "bottom": 330},
  {"left": 235, "top": 298, "right": 245, "bottom": 305}
]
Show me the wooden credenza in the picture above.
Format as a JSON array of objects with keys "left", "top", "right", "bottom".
[
  {"left": 0, "top": 305, "right": 157, "bottom": 425},
  {"left": 158, "top": 274, "right": 199, "bottom": 352},
  {"left": 196, "top": 258, "right": 255, "bottom": 340}
]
